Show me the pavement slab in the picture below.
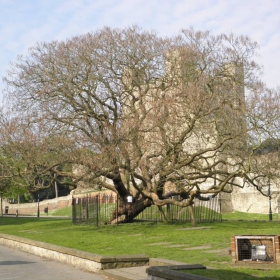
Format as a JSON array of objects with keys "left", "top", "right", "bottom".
[{"left": 102, "top": 266, "right": 149, "bottom": 280}]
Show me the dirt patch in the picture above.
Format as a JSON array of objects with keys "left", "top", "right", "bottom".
[
  {"left": 147, "top": 242, "right": 171, "bottom": 246},
  {"left": 182, "top": 245, "right": 212, "bottom": 250},
  {"left": 19, "top": 230, "right": 42, "bottom": 233},
  {"left": 205, "top": 248, "right": 230, "bottom": 256},
  {"left": 166, "top": 244, "right": 187, "bottom": 248},
  {"left": 177, "top": 227, "right": 211, "bottom": 230}
]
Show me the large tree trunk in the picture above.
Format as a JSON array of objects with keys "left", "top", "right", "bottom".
[
  {"left": 110, "top": 197, "right": 198, "bottom": 226},
  {"left": 110, "top": 197, "right": 152, "bottom": 224}
]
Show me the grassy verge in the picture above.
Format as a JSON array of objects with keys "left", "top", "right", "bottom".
[
  {"left": 0, "top": 216, "right": 280, "bottom": 279},
  {"left": 222, "top": 211, "right": 278, "bottom": 221},
  {"left": 44, "top": 205, "right": 278, "bottom": 221},
  {"left": 40, "top": 206, "right": 72, "bottom": 217}
]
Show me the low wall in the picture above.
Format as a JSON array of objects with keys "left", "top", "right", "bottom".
[
  {"left": 146, "top": 265, "right": 209, "bottom": 280},
  {"left": 2, "top": 195, "right": 73, "bottom": 216},
  {"left": 0, "top": 233, "right": 149, "bottom": 272},
  {"left": 3, "top": 188, "right": 279, "bottom": 217}
]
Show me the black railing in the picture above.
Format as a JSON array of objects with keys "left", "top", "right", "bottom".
[{"left": 72, "top": 193, "right": 222, "bottom": 226}]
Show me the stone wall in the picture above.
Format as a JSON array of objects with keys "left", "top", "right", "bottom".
[
  {"left": 2, "top": 195, "right": 73, "bottom": 216},
  {"left": 229, "top": 186, "right": 279, "bottom": 214},
  {"left": 2, "top": 187, "right": 279, "bottom": 216},
  {"left": 0, "top": 233, "right": 149, "bottom": 272}
]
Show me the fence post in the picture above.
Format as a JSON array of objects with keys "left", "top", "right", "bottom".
[
  {"left": 72, "top": 195, "right": 76, "bottom": 224},
  {"left": 86, "top": 194, "right": 89, "bottom": 220},
  {"left": 116, "top": 196, "right": 118, "bottom": 225},
  {"left": 96, "top": 195, "right": 99, "bottom": 226}
]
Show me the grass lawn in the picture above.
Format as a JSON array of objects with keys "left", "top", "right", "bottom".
[
  {"left": 222, "top": 211, "right": 278, "bottom": 221},
  {"left": 0, "top": 214, "right": 280, "bottom": 279},
  {"left": 42, "top": 206, "right": 72, "bottom": 217}
]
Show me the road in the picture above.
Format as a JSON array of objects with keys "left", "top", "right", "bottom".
[{"left": 0, "top": 244, "right": 110, "bottom": 280}]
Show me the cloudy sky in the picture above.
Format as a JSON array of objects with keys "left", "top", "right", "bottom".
[{"left": 1, "top": 0, "right": 279, "bottom": 101}]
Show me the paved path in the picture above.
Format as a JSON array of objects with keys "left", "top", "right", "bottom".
[{"left": 0, "top": 244, "right": 109, "bottom": 280}]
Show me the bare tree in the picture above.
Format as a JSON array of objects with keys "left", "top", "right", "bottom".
[
  {"left": 246, "top": 85, "right": 280, "bottom": 193},
  {"left": 3, "top": 26, "right": 279, "bottom": 223}
]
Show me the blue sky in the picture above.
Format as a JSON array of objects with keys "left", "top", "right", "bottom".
[{"left": 1, "top": 0, "right": 279, "bottom": 101}]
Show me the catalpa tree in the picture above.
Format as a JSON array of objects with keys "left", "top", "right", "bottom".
[{"left": 3, "top": 26, "right": 280, "bottom": 224}]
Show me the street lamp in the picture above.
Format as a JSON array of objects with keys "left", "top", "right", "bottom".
[
  {"left": 37, "top": 194, "right": 40, "bottom": 218},
  {"left": 268, "top": 179, "right": 273, "bottom": 221}
]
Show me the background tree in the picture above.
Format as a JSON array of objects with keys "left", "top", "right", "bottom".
[
  {"left": 246, "top": 85, "right": 280, "bottom": 194},
  {"left": 3, "top": 26, "right": 279, "bottom": 224},
  {"left": 0, "top": 111, "right": 76, "bottom": 202}
]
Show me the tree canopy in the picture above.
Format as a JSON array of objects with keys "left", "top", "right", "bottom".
[{"left": 2, "top": 26, "right": 280, "bottom": 223}]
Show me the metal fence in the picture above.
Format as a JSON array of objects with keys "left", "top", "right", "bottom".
[{"left": 72, "top": 193, "right": 222, "bottom": 226}]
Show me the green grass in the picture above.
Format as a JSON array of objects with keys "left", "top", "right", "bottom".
[
  {"left": 222, "top": 211, "right": 278, "bottom": 221},
  {"left": 0, "top": 216, "right": 280, "bottom": 279},
  {"left": 49, "top": 206, "right": 72, "bottom": 217}
]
